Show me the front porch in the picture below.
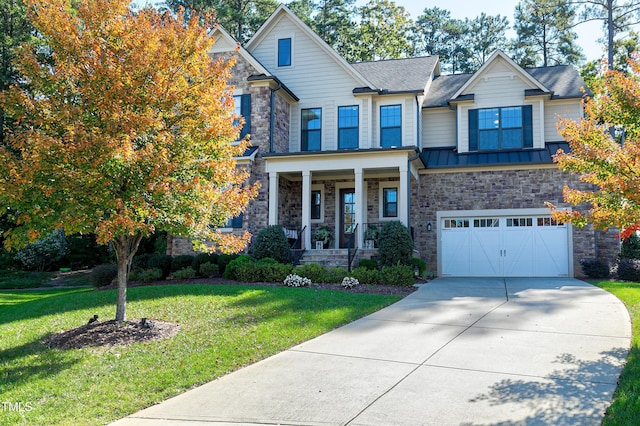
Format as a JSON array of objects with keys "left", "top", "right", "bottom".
[{"left": 265, "top": 148, "right": 424, "bottom": 253}]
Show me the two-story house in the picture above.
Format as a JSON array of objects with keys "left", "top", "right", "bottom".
[{"left": 169, "top": 4, "right": 619, "bottom": 278}]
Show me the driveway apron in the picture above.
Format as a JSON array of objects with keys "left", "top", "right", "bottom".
[{"left": 112, "top": 277, "right": 631, "bottom": 426}]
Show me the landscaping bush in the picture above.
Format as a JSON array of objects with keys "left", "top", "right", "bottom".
[
  {"left": 377, "top": 221, "right": 414, "bottom": 267},
  {"left": 171, "top": 255, "right": 195, "bottom": 272},
  {"left": 173, "top": 266, "right": 197, "bottom": 280},
  {"left": 351, "top": 267, "right": 382, "bottom": 285},
  {"left": 293, "top": 263, "right": 328, "bottom": 283},
  {"left": 192, "top": 253, "right": 218, "bottom": 276},
  {"left": 380, "top": 265, "right": 415, "bottom": 286},
  {"left": 148, "top": 254, "right": 172, "bottom": 279},
  {"left": 358, "top": 259, "right": 378, "bottom": 270},
  {"left": 217, "top": 253, "right": 239, "bottom": 276},
  {"left": 341, "top": 277, "right": 360, "bottom": 288},
  {"left": 223, "top": 254, "right": 255, "bottom": 280},
  {"left": 326, "top": 267, "right": 348, "bottom": 283},
  {"left": 580, "top": 259, "right": 610, "bottom": 279},
  {"left": 284, "top": 274, "right": 311, "bottom": 287},
  {"left": 259, "top": 260, "right": 293, "bottom": 282},
  {"left": 620, "top": 233, "right": 640, "bottom": 259},
  {"left": 410, "top": 257, "right": 427, "bottom": 277},
  {"left": 90, "top": 264, "right": 118, "bottom": 288},
  {"left": 132, "top": 268, "right": 163, "bottom": 283},
  {"left": 63, "top": 233, "right": 110, "bottom": 269},
  {"left": 617, "top": 258, "right": 640, "bottom": 281},
  {"left": 250, "top": 225, "right": 291, "bottom": 263},
  {"left": 15, "top": 229, "right": 68, "bottom": 271},
  {"left": 199, "top": 262, "right": 219, "bottom": 278},
  {"left": 131, "top": 253, "right": 153, "bottom": 271}
]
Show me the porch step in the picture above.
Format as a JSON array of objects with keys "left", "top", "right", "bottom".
[{"left": 299, "top": 249, "right": 350, "bottom": 269}]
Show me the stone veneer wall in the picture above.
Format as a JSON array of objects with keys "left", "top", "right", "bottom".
[{"left": 410, "top": 167, "right": 620, "bottom": 277}]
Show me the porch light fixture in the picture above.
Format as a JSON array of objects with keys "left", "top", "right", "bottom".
[{"left": 427, "top": 222, "right": 432, "bottom": 231}]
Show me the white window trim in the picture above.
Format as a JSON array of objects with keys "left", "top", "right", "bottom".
[
  {"left": 378, "top": 181, "right": 400, "bottom": 221},
  {"left": 275, "top": 33, "right": 295, "bottom": 69},
  {"left": 378, "top": 101, "right": 403, "bottom": 148},
  {"left": 311, "top": 184, "right": 324, "bottom": 223}
]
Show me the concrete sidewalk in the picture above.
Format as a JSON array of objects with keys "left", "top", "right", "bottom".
[{"left": 112, "top": 277, "right": 631, "bottom": 425}]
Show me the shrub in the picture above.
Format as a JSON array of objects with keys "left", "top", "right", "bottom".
[
  {"left": 377, "top": 221, "right": 414, "bottom": 267},
  {"left": 63, "top": 233, "right": 110, "bottom": 269},
  {"left": 251, "top": 225, "right": 291, "bottom": 263},
  {"left": 199, "top": 262, "right": 219, "bottom": 278},
  {"left": 380, "top": 265, "right": 415, "bottom": 286},
  {"left": 341, "top": 277, "right": 360, "bottom": 288},
  {"left": 351, "top": 267, "right": 382, "bottom": 285},
  {"left": 284, "top": 274, "right": 311, "bottom": 287},
  {"left": 410, "top": 257, "right": 427, "bottom": 277},
  {"left": 193, "top": 253, "right": 218, "bottom": 276},
  {"left": 171, "top": 255, "right": 195, "bottom": 272},
  {"left": 326, "top": 267, "right": 348, "bottom": 283},
  {"left": 134, "top": 268, "right": 163, "bottom": 283},
  {"left": 91, "top": 264, "right": 118, "bottom": 288},
  {"left": 15, "top": 229, "right": 68, "bottom": 271},
  {"left": 358, "top": 259, "right": 378, "bottom": 270},
  {"left": 131, "top": 253, "right": 153, "bottom": 272},
  {"left": 620, "top": 233, "right": 640, "bottom": 259},
  {"left": 617, "top": 258, "right": 640, "bottom": 281},
  {"left": 580, "top": 259, "right": 610, "bottom": 279},
  {"left": 148, "top": 254, "right": 172, "bottom": 279},
  {"left": 173, "top": 266, "right": 197, "bottom": 280},
  {"left": 235, "top": 259, "right": 293, "bottom": 283},
  {"left": 293, "top": 263, "right": 328, "bottom": 283},
  {"left": 217, "top": 253, "right": 239, "bottom": 276},
  {"left": 223, "top": 254, "right": 255, "bottom": 280}
]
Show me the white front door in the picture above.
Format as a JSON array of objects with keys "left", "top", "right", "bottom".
[{"left": 441, "top": 215, "right": 569, "bottom": 277}]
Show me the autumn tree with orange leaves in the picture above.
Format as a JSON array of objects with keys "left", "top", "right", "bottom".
[
  {"left": 0, "top": 0, "right": 258, "bottom": 321},
  {"left": 548, "top": 58, "right": 640, "bottom": 240}
]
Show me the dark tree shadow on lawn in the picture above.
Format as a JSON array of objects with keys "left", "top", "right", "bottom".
[{"left": 462, "top": 348, "right": 629, "bottom": 426}]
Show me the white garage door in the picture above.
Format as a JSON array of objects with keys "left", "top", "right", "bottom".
[{"left": 441, "top": 215, "right": 569, "bottom": 277}]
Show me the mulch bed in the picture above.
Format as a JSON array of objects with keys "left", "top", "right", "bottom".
[{"left": 44, "top": 318, "right": 179, "bottom": 350}]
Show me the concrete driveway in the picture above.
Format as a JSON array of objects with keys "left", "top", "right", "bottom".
[{"left": 112, "top": 277, "right": 631, "bottom": 426}]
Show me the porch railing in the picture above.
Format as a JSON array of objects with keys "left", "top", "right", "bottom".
[
  {"left": 347, "top": 223, "right": 358, "bottom": 272},
  {"left": 285, "top": 224, "right": 306, "bottom": 266}
]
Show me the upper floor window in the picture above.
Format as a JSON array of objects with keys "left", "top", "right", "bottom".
[
  {"left": 338, "top": 105, "right": 359, "bottom": 149},
  {"left": 469, "top": 105, "right": 532, "bottom": 151},
  {"left": 233, "top": 94, "right": 251, "bottom": 140},
  {"left": 380, "top": 105, "right": 401, "bottom": 148},
  {"left": 301, "top": 108, "right": 321, "bottom": 151},
  {"left": 224, "top": 213, "right": 243, "bottom": 229},
  {"left": 278, "top": 38, "right": 291, "bottom": 67},
  {"left": 383, "top": 187, "right": 398, "bottom": 218}
]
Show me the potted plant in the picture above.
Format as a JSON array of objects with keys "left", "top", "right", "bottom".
[
  {"left": 364, "top": 225, "right": 379, "bottom": 249},
  {"left": 312, "top": 226, "right": 334, "bottom": 249}
]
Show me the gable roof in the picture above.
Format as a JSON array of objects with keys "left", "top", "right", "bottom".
[
  {"left": 351, "top": 56, "right": 439, "bottom": 94},
  {"left": 424, "top": 64, "right": 588, "bottom": 108},
  {"left": 246, "top": 4, "right": 376, "bottom": 90},
  {"left": 211, "top": 25, "right": 271, "bottom": 77}
]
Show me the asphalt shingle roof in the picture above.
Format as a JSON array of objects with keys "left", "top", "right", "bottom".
[
  {"left": 424, "top": 65, "right": 588, "bottom": 108},
  {"left": 351, "top": 56, "right": 439, "bottom": 93}
]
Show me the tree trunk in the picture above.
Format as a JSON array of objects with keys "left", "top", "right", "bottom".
[{"left": 113, "top": 234, "right": 143, "bottom": 322}]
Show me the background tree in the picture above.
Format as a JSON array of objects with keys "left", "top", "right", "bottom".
[
  {"left": 0, "top": 0, "right": 258, "bottom": 321},
  {"left": 164, "top": 0, "right": 278, "bottom": 43},
  {"left": 548, "top": 58, "right": 640, "bottom": 239},
  {"left": 513, "top": 0, "right": 583, "bottom": 67},
  {"left": 353, "top": 0, "right": 414, "bottom": 61},
  {"left": 415, "top": 7, "right": 452, "bottom": 58},
  {"left": 465, "top": 13, "right": 510, "bottom": 71}
]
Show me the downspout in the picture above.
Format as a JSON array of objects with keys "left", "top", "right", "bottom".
[{"left": 269, "top": 82, "right": 282, "bottom": 153}]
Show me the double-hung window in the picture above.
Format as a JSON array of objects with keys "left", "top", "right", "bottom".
[
  {"left": 380, "top": 105, "right": 401, "bottom": 147},
  {"left": 278, "top": 38, "right": 291, "bottom": 67},
  {"left": 311, "top": 190, "right": 321, "bottom": 220},
  {"left": 338, "top": 105, "right": 359, "bottom": 149},
  {"left": 469, "top": 105, "right": 532, "bottom": 151},
  {"left": 225, "top": 213, "right": 243, "bottom": 229},
  {"left": 382, "top": 188, "right": 398, "bottom": 218},
  {"left": 232, "top": 94, "right": 251, "bottom": 140},
  {"left": 301, "top": 108, "right": 321, "bottom": 151}
]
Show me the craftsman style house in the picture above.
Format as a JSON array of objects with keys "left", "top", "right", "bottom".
[{"left": 169, "top": 4, "right": 619, "bottom": 277}]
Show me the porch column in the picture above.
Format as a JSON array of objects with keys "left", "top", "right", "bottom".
[
  {"left": 268, "top": 172, "right": 279, "bottom": 226},
  {"left": 355, "top": 167, "right": 364, "bottom": 248},
  {"left": 301, "top": 170, "right": 312, "bottom": 250},
  {"left": 399, "top": 164, "right": 409, "bottom": 227}
]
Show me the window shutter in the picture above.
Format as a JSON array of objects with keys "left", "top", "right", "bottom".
[
  {"left": 240, "top": 94, "right": 251, "bottom": 140},
  {"left": 468, "top": 109, "right": 478, "bottom": 151},
  {"left": 523, "top": 104, "right": 533, "bottom": 148}
]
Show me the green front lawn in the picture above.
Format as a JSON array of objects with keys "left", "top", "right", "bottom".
[
  {"left": 594, "top": 281, "right": 640, "bottom": 425},
  {"left": 0, "top": 285, "right": 401, "bottom": 425}
]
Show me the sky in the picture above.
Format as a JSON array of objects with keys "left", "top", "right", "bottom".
[{"left": 355, "top": 0, "right": 606, "bottom": 63}]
